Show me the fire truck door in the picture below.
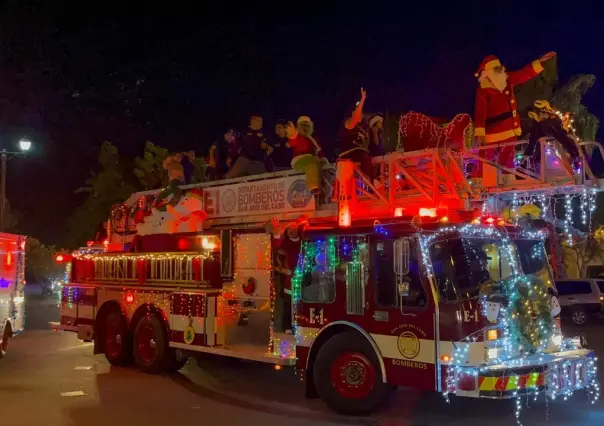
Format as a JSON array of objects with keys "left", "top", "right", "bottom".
[{"left": 368, "top": 237, "right": 438, "bottom": 391}]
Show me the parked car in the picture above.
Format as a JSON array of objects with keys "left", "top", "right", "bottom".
[{"left": 555, "top": 279, "right": 604, "bottom": 326}]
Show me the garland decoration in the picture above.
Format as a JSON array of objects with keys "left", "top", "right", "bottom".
[{"left": 480, "top": 274, "right": 554, "bottom": 354}]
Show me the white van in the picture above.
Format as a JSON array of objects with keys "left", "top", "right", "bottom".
[{"left": 0, "top": 233, "right": 27, "bottom": 358}]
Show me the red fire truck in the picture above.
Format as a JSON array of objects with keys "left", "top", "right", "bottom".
[
  {"left": 0, "top": 233, "right": 27, "bottom": 358},
  {"left": 52, "top": 140, "right": 601, "bottom": 415}
]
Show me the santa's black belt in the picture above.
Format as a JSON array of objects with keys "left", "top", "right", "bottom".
[{"left": 486, "top": 111, "right": 513, "bottom": 126}]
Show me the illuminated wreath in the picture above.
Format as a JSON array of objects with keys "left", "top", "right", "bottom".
[
  {"left": 242, "top": 277, "right": 256, "bottom": 295},
  {"left": 154, "top": 184, "right": 183, "bottom": 212},
  {"left": 480, "top": 275, "right": 554, "bottom": 354}
]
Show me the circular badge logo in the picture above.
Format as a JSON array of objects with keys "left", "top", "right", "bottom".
[
  {"left": 287, "top": 179, "right": 312, "bottom": 208},
  {"left": 183, "top": 326, "right": 195, "bottom": 345},
  {"left": 397, "top": 331, "right": 420, "bottom": 359},
  {"left": 221, "top": 189, "right": 236, "bottom": 213}
]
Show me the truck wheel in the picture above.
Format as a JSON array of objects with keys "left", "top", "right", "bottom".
[
  {"left": 133, "top": 314, "right": 169, "bottom": 374},
  {"left": 103, "top": 312, "right": 132, "bottom": 366},
  {"left": 0, "top": 325, "right": 10, "bottom": 359},
  {"left": 313, "top": 331, "right": 390, "bottom": 415},
  {"left": 571, "top": 308, "right": 588, "bottom": 326}
]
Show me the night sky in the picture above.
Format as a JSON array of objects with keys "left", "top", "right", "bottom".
[{"left": 1, "top": 2, "right": 602, "bottom": 245}]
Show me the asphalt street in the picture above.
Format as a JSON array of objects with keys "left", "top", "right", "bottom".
[{"left": 2, "top": 296, "right": 604, "bottom": 426}]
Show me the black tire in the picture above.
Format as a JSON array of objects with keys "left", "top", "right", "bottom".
[
  {"left": 571, "top": 307, "right": 588, "bottom": 326},
  {"left": 0, "top": 323, "right": 10, "bottom": 359},
  {"left": 102, "top": 311, "right": 133, "bottom": 366},
  {"left": 133, "top": 314, "right": 170, "bottom": 374},
  {"left": 313, "top": 331, "right": 391, "bottom": 415}
]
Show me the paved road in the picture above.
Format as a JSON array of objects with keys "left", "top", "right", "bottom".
[{"left": 2, "top": 297, "right": 604, "bottom": 426}]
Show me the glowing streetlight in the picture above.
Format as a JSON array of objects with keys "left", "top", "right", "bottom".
[
  {"left": 19, "top": 140, "right": 32, "bottom": 152},
  {"left": 1, "top": 139, "right": 34, "bottom": 231}
]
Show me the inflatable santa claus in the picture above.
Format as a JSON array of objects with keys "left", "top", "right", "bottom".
[{"left": 474, "top": 51, "right": 556, "bottom": 173}]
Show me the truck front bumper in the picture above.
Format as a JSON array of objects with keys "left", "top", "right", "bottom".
[{"left": 453, "top": 349, "right": 598, "bottom": 399}]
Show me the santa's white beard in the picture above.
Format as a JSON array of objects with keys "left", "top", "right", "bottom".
[{"left": 487, "top": 71, "right": 508, "bottom": 91}]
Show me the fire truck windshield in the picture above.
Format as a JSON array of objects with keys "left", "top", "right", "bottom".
[
  {"left": 513, "top": 239, "right": 554, "bottom": 287},
  {"left": 430, "top": 238, "right": 518, "bottom": 302}
]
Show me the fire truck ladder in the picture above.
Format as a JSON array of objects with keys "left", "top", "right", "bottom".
[
  {"left": 114, "top": 138, "right": 603, "bottom": 232},
  {"left": 337, "top": 138, "right": 604, "bottom": 223}
]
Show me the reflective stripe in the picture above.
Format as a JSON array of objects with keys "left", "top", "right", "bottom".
[
  {"left": 527, "top": 372, "right": 540, "bottom": 388},
  {"left": 479, "top": 377, "right": 499, "bottom": 391},
  {"left": 505, "top": 375, "right": 518, "bottom": 391},
  {"left": 478, "top": 372, "right": 545, "bottom": 392}
]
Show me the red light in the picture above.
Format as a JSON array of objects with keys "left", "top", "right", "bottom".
[
  {"left": 457, "top": 374, "right": 476, "bottom": 391},
  {"left": 177, "top": 238, "right": 190, "bottom": 250},
  {"left": 20, "top": 241, "right": 25, "bottom": 251},
  {"left": 6, "top": 252, "right": 11, "bottom": 267},
  {"left": 125, "top": 292, "right": 134, "bottom": 304},
  {"left": 56, "top": 255, "right": 64, "bottom": 263},
  {"left": 485, "top": 217, "right": 495, "bottom": 224},
  {"left": 86, "top": 241, "right": 94, "bottom": 247},
  {"left": 103, "top": 239, "right": 109, "bottom": 246},
  {"left": 394, "top": 207, "right": 403, "bottom": 217}
]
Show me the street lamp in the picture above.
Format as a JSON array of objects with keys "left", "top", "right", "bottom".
[
  {"left": 19, "top": 140, "right": 32, "bottom": 152},
  {"left": 1, "top": 140, "right": 33, "bottom": 232}
]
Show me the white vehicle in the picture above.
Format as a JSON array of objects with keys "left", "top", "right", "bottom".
[{"left": 0, "top": 233, "right": 26, "bottom": 358}]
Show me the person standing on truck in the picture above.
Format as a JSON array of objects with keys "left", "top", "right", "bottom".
[
  {"left": 270, "top": 119, "right": 293, "bottom": 171},
  {"left": 225, "top": 115, "right": 268, "bottom": 178},
  {"left": 270, "top": 216, "right": 308, "bottom": 334},
  {"left": 338, "top": 88, "right": 375, "bottom": 183},
  {"left": 286, "top": 116, "right": 327, "bottom": 194}
]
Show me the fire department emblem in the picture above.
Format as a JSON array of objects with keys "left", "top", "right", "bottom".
[
  {"left": 397, "top": 331, "right": 420, "bottom": 359},
  {"left": 183, "top": 316, "right": 195, "bottom": 345},
  {"left": 287, "top": 180, "right": 312, "bottom": 208},
  {"left": 222, "top": 189, "right": 236, "bottom": 213}
]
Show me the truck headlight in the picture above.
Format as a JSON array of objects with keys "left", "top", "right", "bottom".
[
  {"left": 487, "top": 348, "right": 499, "bottom": 360},
  {"left": 552, "top": 334, "right": 562, "bottom": 347}
]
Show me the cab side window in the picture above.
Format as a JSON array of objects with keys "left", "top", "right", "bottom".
[
  {"left": 300, "top": 240, "right": 336, "bottom": 303},
  {"left": 372, "top": 238, "right": 427, "bottom": 308}
]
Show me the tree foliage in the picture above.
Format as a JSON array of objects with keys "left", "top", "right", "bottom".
[
  {"left": 65, "top": 141, "right": 210, "bottom": 248},
  {"left": 25, "top": 237, "right": 64, "bottom": 284},
  {"left": 383, "top": 111, "right": 399, "bottom": 153},
  {"left": 191, "top": 156, "right": 208, "bottom": 183},
  {"left": 134, "top": 141, "right": 208, "bottom": 190},
  {"left": 563, "top": 226, "right": 604, "bottom": 278},
  {"left": 550, "top": 74, "right": 599, "bottom": 141},
  {"left": 515, "top": 57, "right": 599, "bottom": 141},
  {"left": 65, "top": 142, "right": 136, "bottom": 248},
  {"left": 134, "top": 141, "right": 170, "bottom": 190}
]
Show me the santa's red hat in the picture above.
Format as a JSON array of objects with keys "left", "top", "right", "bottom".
[{"left": 475, "top": 55, "right": 502, "bottom": 78}]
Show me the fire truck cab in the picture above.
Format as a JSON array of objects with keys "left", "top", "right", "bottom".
[{"left": 52, "top": 139, "right": 602, "bottom": 414}]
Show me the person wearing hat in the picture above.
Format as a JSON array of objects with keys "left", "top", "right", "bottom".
[
  {"left": 338, "top": 88, "right": 375, "bottom": 182},
  {"left": 474, "top": 51, "right": 556, "bottom": 178},
  {"left": 368, "top": 112, "right": 385, "bottom": 157},
  {"left": 225, "top": 114, "right": 268, "bottom": 178},
  {"left": 285, "top": 116, "right": 327, "bottom": 193},
  {"left": 270, "top": 119, "right": 293, "bottom": 171},
  {"left": 269, "top": 215, "right": 309, "bottom": 333},
  {"left": 207, "top": 129, "right": 236, "bottom": 180}
]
